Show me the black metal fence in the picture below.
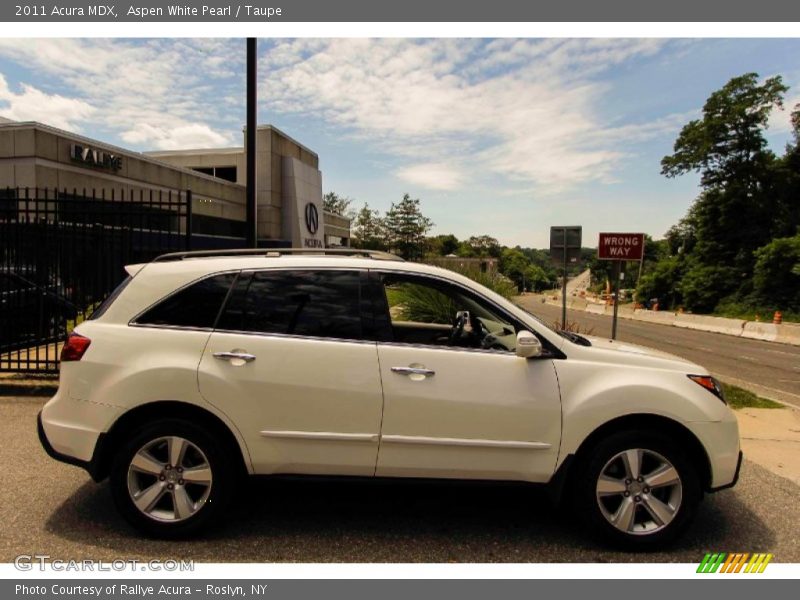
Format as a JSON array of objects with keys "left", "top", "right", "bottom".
[{"left": 0, "top": 187, "right": 192, "bottom": 373}]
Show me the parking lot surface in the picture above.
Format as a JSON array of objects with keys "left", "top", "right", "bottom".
[{"left": 3, "top": 396, "right": 799, "bottom": 563}]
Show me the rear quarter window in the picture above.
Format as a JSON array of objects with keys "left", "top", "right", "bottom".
[{"left": 134, "top": 273, "right": 237, "bottom": 329}]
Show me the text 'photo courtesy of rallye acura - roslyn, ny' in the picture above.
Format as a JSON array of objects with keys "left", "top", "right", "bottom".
[{"left": 37, "top": 248, "right": 742, "bottom": 549}]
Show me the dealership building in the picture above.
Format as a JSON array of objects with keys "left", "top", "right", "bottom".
[{"left": 0, "top": 118, "right": 351, "bottom": 248}]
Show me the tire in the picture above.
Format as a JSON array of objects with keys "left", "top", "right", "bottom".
[
  {"left": 571, "top": 429, "right": 702, "bottom": 549},
  {"left": 110, "top": 418, "right": 237, "bottom": 538}
]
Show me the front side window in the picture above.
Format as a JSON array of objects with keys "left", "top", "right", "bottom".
[
  {"left": 217, "top": 270, "right": 363, "bottom": 341},
  {"left": 379, "top": 273, "right": 520, "bottom": 352},
  {"left": 135, "top": 273, "right": 237, "bottom": 328}
]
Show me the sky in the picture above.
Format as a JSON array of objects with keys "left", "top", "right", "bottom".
[{"left": 0, "top": 38, "right": 798, "bottom": 248}]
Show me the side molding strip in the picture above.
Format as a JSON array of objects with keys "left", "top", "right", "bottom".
[
  {"left": 380, "top": 435, "right": 551, "bottom": 450},
  {"left": 260, "top": 430, "right": 380, "bottom": 443}
]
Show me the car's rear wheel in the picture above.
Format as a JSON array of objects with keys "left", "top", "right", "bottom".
[
  {"left": 572, "top": 430, "right": 702, "bottom": 549},
  {"left": 110, "top": 418, "right": 236, "bottom": 537}
]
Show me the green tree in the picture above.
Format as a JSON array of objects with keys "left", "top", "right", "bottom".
[
  {"left": 636, "top": 255, "right": 685, "bottom": 309},
  {"left": 322, "top": 191, "right": 355, "bottom": 218},
  {"left": 466, "top": 235, "right": 502, "bottom": 258},
  {"left": 427, "top": 234, "right": 460, "bottom": 256},
  {"left": 383, "top": 194, "right": 434, "bottom": 260},
  {"left": 499, "top": 247, "right": 530, "bottom": 290},
  {"left": 661, "top": 73, "right": 787, "bottom": 188},
  {"left": 351, "top": 203, "right": 387, "bottom": 250},
  {"left": 658, "top": 73, "right": 793, "bottom": 312},
  {"left": 752, "top": 235, "right": 800, "bottom": 311}
]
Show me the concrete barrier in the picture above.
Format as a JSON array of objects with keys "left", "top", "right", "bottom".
[
  {"left": 673, "top": 313, "right": 746, "bottom": 337},
  {"left": 631, "top": 309, "right": 678, "bottom": 326},
  {"left": 528, "top": 294, "right": 800, "bottom": 346},
  {"left": 741, "top": 322, "right": 779, "bottom": 342},
  {"left": 776, "top": 322, "right": 800, "bottom": 346},
  {"left": 586, "top": 304, "right": 608, "bottom": 315}
]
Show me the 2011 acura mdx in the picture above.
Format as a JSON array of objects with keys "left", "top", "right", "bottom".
[{"left": 38, "top": 248, "right": 741, "bottom": 547}]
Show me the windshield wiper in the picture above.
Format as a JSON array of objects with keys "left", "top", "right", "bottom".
[{"left": 558, "top": 330, "right": 592, "bottom": 346}]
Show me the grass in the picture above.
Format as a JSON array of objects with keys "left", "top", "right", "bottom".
[
  {"left": 721, "top": 382, "right": 784, "bottom": 409},
  {"left": 713, "top": 304, "right": 800, "bottom": 323}
]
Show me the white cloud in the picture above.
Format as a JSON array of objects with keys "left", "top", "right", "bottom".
[
  {"left": 0, "top": 73, "right": 95, "bottom": 130},
  {"left": 258, "top": 39, "right": 675, "bottom": 192},
  {"left": 0, "top": 39, "right": 241, "bottom": 150},
  {"left": 121, "top": 123, "right": 233, "bottom": 150},
  {"left": 768, "top": 94, "right": 800, "bottom": 136},
  {"left": 395, "top": 163, "right": 464, "bottom": 191}
]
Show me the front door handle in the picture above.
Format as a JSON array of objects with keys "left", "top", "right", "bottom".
[
  {"left": 213, "top": 351, "right": 256, "bottom": 363},
  {"left": 391, "top": 366, "right": 435, "bottom": 377}
]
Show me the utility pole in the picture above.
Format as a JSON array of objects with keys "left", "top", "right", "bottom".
[
  {"left": 561, "top": 228, "right": 568, "bottom": 329},
  {"left": 245, "top": 38, "right": 257, "bottom": 248}
]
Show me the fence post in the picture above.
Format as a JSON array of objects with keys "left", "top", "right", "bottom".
[{"left": 185, "top": 189, "right": 193, "bottom": 251}]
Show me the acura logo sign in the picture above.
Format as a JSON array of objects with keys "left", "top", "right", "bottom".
[{"left": 305, "top": 203, "right": 319, "bottom": 235}]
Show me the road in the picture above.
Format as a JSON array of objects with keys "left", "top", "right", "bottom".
[
  {"left": 2, "top": 396, "right": 800, "bottom": 563},
  {"left": 517, "top": 296, "right": 800, "bottom": 408}
]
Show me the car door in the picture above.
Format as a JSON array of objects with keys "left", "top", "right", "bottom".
[
  {"left": 197, "top": 268, "right": 384, "bottom": 477},
  {"left": 372, "top": 271, "right": 562, "bottom": 482}
]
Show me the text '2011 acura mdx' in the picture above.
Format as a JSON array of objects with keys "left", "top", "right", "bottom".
[{"left": 38, "top": 248, "right": 741, "bottom": 547}]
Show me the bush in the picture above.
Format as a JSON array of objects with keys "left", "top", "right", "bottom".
[
  {"left": 752, "top": 235, "right": 800, "bottom": 311},
  {"left": 679, "top": 262, "right": 739, "bottom": 313}
]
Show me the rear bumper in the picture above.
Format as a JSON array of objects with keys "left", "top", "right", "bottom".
[{"left": 37, "top": 411, "right": 106, "bottom": 481}]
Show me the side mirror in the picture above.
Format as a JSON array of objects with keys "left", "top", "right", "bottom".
[{"left": 516, "top": 330, "right": 543, "bottom": 359}]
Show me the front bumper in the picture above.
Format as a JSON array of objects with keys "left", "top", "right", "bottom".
[{"left": 709, "top": 450, "right": 743, "bottom": 492}]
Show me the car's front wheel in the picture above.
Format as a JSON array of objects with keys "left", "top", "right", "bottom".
[
  {"left": 110, "top": 418, "right": 236, "bottom": 537},
  {"left": 572, "top": 430, "right": 702, "bottom": 549}
]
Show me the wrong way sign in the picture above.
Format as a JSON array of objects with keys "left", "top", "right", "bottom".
[{"left": 597, "top": 233, "right": 645, "bottom": 260}]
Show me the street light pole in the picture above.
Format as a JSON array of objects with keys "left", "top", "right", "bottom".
[{"left": 246, "top": 37, "right": 258, "bottom": 248}]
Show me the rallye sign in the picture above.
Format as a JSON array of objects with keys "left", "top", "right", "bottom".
[{"left": 597, "top": 233, "right": 645, "bottom": 260}]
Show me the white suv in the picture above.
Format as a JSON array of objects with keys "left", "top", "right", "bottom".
[{"left": 38, "top": 249, "right": 741, "bottom": 547}]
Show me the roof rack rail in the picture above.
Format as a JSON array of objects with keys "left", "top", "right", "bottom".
[{"left": 151, "top": 248, "right": 404, "bottom": 263}]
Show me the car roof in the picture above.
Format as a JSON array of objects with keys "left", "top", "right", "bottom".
[{"left": 133, "top": 253, "right": 456, "bottom": 280}]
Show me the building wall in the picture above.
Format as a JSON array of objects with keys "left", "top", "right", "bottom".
[
  {"left": 0, "top": 121, "right": 347, "bottom": 247},
  {"left": 0, "top": 123, "right": 245, "bottom": 225}
]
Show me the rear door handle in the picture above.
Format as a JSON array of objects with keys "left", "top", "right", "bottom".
[
  {"left": 391, "top": 366, "right": 435, "bottom": 377},
  {"left": 213, "top": 351, "right": 256, "bottom": 362}
]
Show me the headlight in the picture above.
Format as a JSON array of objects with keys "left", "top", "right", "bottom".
[{"left": 687, "top": 375, "right": 726, "bottom": 404}]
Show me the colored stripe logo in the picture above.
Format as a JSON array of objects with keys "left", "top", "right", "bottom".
[{"left": 697, "top": 552, "right": 773, "bottom": 573}]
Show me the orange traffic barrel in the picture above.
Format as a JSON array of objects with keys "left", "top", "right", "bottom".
[{"left": 774, "top": 311, "right": 783, "bottom": 324}]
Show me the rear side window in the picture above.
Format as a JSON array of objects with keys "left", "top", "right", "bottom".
[
  {"left": 135, "top": 273, "right": 237, "bottom": 329},
  {"left": 217, "top": 270, "right": 363, "bottom": 340}
]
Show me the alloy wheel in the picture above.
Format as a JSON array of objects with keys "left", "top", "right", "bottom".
[
  {"left": 595, "top": 448, "right": 683, "bottom": 535},
  {"left": 127, "top": 436, "right": 213, "bottom": 523}
]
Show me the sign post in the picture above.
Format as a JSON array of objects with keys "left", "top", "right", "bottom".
[
  {"left": 597, "top": 233, "right": 645, "bottom": 340},
  {"left": 550, "top": 226, "right": 582, "bottom": 330}
]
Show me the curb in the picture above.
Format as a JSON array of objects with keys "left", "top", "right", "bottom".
[{"left": 0, "top": 383, "right": 58, "bottom": 397}]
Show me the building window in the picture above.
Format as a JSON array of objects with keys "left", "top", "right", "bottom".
[
  {"left": 214, "top": 166, "right": 237, "bottom": 182},
  {"left": 190, "top": 166, "right": 237, "bottom": 183}
]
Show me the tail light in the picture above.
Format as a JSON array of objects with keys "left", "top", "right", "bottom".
[{"left": 61, "top": 333, "right": 91, "bottom": 362}]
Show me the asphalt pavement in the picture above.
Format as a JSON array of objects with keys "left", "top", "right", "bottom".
[
  {"left": 3, "top": 396, "right": 800, "bottom": 563},
  {"left": 518, "top": 297, "right": 800, "bottom": 408}
]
